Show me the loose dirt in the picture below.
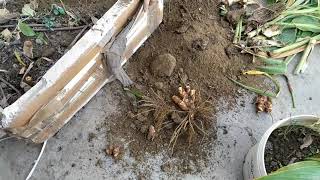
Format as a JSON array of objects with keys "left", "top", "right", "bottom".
[
  {"left": 104, "top": 0, "right": 253, "bottom": 176},
  {"left": 0, "top": 0, "right": 117, "bottom": 105},
  {"left": 265, "top": 126, "right": 320, "bottom": 173}
]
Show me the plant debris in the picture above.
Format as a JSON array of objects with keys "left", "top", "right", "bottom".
[
  {"left": 147, "top": 125, "right": 156, "bottom": 141},
  {"left": 170, "top": 85, "right": 212, "bottom": 152},
  {"left": 138, "top": 85, "right": 212, "bottom": 153},
  {"left": 255, "top": 95, "right": 273, "bottom": 113},
  {"left": 300, "top": 135, "right": 313, "bottom": 150},
  {"left": 23, "top": 40, "right": 33, "bottom": 58},
  {"left": 106, "top": 144, "right": 121, "bottom": 159},
  {"left": 0, "top": 0, "right": 94, "bottom": 106},
  {"left": 221, "top": 0, "right": 320, "bottom": 108}
]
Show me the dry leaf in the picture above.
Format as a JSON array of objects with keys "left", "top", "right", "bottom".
[
  {"left": 1, "top": 28, "right": 12, "bottom": 42},
  {"left": 30, "top": 0, "right": 39, "bottom": 9},
  {"left": 147, "top": 125, "right": 156, "bottom": 141},
  {"left": 19, "top": 66, "right": 26, "bottom": 75},
  {"left": 300, "top": 135, "right": 313, "bottom": 149},
  {"left": 0, "top": 8, "right": 18, "bottom": 24},
  {"left": 262, "top": 26, "right": 281, "bottom": 38},
  {"left": 23, "top": 40, "right": 33, "bottom": 58}
]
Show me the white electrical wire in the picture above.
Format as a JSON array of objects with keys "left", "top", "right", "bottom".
[
  {"left": 0, "top": 136, "right": 13, "bottom": 142},
  {"left": 26, "top": 140, "right": 47, "bottom": 180},
  {"left": 0, "top": 136, "right": 48, "bottom": 180}
]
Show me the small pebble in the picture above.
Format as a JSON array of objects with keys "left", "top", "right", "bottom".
[
  {"left": 140, "top": 125, "right": 148, "bottom": 134},
  {"left": 155, "top": 82, "right": 164, "bottom": 90}
]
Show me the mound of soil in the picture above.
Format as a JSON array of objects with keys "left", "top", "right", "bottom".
[
  {"left": 265, "top": 126, "right": 320, "bottom": 173},
  {"left": 0, "top": 0, "right": 117, "bottom": 106},
  {"left": 104, "top": 0, "right": 252, "bottom": 175}
]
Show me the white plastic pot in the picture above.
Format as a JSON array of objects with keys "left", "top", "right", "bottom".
[{"left": 243, "top": 115, "right": 319, "bottom": 180}]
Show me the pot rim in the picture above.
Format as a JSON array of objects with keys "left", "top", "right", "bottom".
[{"left": 256, "top": 115, "right": 319, "bottom": 175}]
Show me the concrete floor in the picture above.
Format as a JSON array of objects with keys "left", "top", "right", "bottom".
[{"left": 1, "top": 46, "right": 320, "bottom": 180}]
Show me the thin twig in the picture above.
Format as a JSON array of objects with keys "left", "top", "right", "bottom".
[
  {"left": 59, "top": 0, "right": 67, "bottom": 12},
  {"left": 0, "top": 77, "right": 21, "bottom": 96},
  {"left": 181, "top": 4, "right": 194, "bottom": 21},
  {"left": 21, "top": 62, "right": 34, "bottom": 85},
  {"left": 66, "top": 25, "right": 89, "bottom": 50},
  {"left": 283, "top": 75, "right": 296, "bottom": 108},
  {"left": 33, "top": 25, "right": 88, "bottom": 32},
  {"left": 0, "top": 69, "right": 9, "bottom": 73},
  {"left": 0, "top": 24, "right": 47, "bottom": 29}
]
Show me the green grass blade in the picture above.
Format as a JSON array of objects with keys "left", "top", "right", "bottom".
[
  {"left": 256, "top": 64, "right": 287, "bottom": 75},
  {"left": 124, "top": 88, "right": 144, "bottom": 99},
  {"left": 227, "top": 77, "right": 278, "bottom": 98},
  {"left": 256, "top": 56, "right": 285, "bottom": 65}
]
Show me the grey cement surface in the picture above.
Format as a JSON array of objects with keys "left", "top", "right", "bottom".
[{"left": 1, "top": 48, "right": 320, "bottom": 180}]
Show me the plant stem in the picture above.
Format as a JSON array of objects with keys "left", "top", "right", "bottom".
[
  {"left": 238, "top": 17, "right": 242, "bottom": 42},
  {"left": 272, "top": 38, "right": 310, "bottom": 55},
  {"left": 272, "top": 33, "right": 320, "bottom": 55},
  {"left": 284, "top": 54, "right": 296, "bottom": 66},
  {"left": 233, "top": 18, "right": 242, "bottom": 43},
  {"left": 294, "top": 38, "right": 316, "bottom": 74}
]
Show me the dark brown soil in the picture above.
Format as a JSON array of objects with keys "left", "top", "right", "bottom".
[
  {"left": 104, "top": 0, "right": 252, "bottom": 175},
  {"left": 0, "top": 0, "right": 117, "bottom": 106},
  {"left": 265, "top": 126, "right": 320, "bottom": 173}
]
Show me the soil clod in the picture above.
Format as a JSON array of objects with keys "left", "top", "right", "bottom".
[{"left": 150, "top": 53, "right": 176, "bottom": 77}]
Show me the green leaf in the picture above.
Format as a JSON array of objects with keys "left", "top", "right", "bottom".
[
  {"left": 36, "top": 32, "right": 47, "bottom": 45},
  {"left": 267, "top": 0, "right": 277, "bottom": 4},
  {"left": 297, "top": 30, "right": 313, "bottom": 40},
  {"left": 256, "top": 64, "right": 287, "bottom": 75},
  {"left": 256, "top": 56, "right": 285, "bottom": 65},
  {"left": 52, "top": 4, "right": 65, "bottom": 16},
  {"left": 124, "top": 88, "right": 144, "bottom": 99},
  {"left": 257, "top": 161, "right": 320, "bottom": 180},
  {"left": 276, "top": 28, "right": 297, "bottom": 44},
  {"left": 18, "top": 21, "right": 36, "bottom": 37},
  {"left": 43, "top": 16, "right": 55, "bottom": 29},
  {"left": 292, "top": 16, "right": 320, "bottom": 32}
]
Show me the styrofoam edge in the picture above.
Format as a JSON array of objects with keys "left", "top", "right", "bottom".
[
  {"left": 243, "top": 115, "right": 319, "bottom": 179},
  {"left": 1, "top": 0, "right": 141, "bottom": 128}
]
